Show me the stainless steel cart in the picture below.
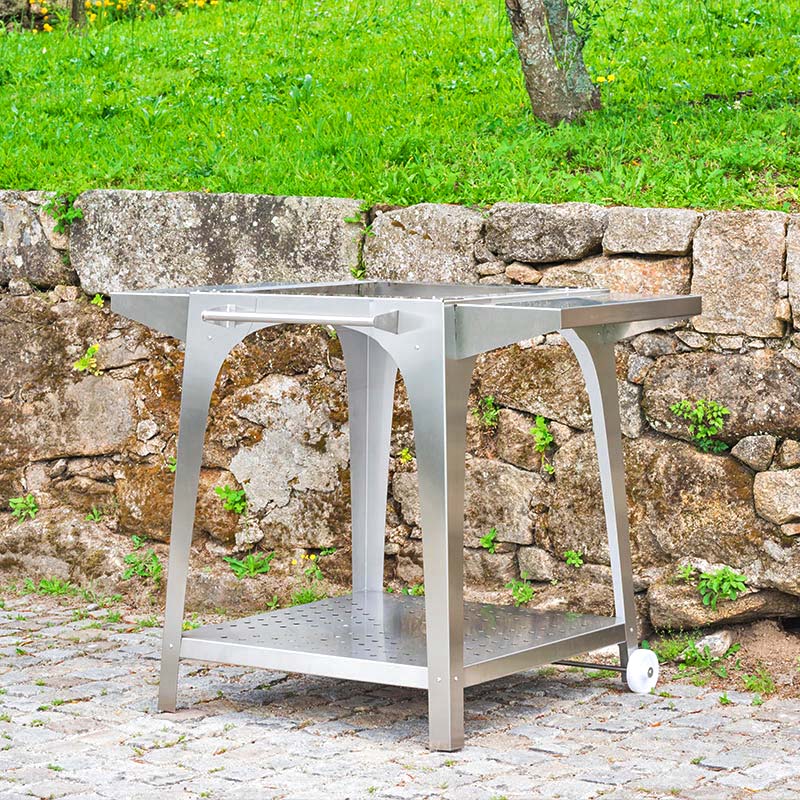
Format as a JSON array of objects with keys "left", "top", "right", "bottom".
[{"left": 112, "top": 281, "right": 700, "bottom": 751}]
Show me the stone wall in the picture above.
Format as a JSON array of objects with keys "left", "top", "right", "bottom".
[{"left": 3, "top": 188, "right": 800, "bottom": 633}]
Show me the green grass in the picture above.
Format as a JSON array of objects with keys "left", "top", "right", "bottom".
[{"left": 0, "top": 0, "right": 798, "bottom": 208}]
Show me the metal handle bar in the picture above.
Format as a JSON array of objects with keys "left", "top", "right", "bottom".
[{"left": 201, "top": 308, "right": 399, "bottom": 333}]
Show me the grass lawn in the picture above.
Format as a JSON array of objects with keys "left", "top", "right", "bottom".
[{"left": 0, "top": 0, "right": 798, "bottom": 208}]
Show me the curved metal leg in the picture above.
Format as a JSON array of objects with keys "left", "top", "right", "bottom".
[
  {"left": 337, "top": 329, "right": 397, "bottom": 594},
  {"left": 400, "top": 352, "right": 476, "bottom": 751},
  {"left": 158, "top": 314, "right": 250, "bottom": 712},
  {"left": 560, "top": 328, "right": 639, "bottom": 670}
]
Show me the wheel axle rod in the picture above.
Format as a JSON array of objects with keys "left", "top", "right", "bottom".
[{"left": 553, "top": 660, "right": 625, "bottom": 673}]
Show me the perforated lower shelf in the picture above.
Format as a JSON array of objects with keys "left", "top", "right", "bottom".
[{"left": 180, "top": 592, "right": 624, "bottom": 688}]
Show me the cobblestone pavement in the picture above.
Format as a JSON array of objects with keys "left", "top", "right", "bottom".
[{"left": 2, "top": 598, "right": 800, "bottom": 800}]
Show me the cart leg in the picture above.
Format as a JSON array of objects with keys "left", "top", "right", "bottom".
[
  {"left": 561, "top": 329, "right": 639, "bottom": 668},
  {"left": 158, "top": 329, "right": 240, "bottom": 712},
  {"left": 402, "top": 355, "right": 475, "bottom": 752},
  {"left": 338, "top": 330, "right": 398, "bottom": 593}
]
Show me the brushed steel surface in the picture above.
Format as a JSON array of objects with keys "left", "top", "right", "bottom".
[{"left": 181, "top": 592, "right": 623, "bottom": 687}]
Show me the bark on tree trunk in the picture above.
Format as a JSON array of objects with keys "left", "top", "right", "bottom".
[
  {"left": 71, "top": 0, "right": 84, "bottom": 25},
  {"left": 505, "top": 0, "right": 601, "bottom": 126}
]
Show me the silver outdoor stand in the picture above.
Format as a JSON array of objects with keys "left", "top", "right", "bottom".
[{"left": 112, "top": 281, "right": 700, "bottom": 751}]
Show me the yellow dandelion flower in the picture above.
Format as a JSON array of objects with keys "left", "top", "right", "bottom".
[
  {"left": 607, "top": 74, "right": 616, "bottom": 82},
  {"left": 149, "top": 3, "right": 155, "bottom": 9},
  {"left": 31, "top": 27, "right": 38, "bottom": 33},
  {"left": 42, "top": 22, "right": 53, "bottom": 30},
  {"left": 596, "top": 76, "right": 606, "bottom": 83},
  {"left": 309, "top": 554, "right": 316, "bottom": 561},
  {"left": 41, "top": 5, "right": 48, "bottom": 11},
  {"left": 291, "top": 559, "right": 297, "bottom": 565}
]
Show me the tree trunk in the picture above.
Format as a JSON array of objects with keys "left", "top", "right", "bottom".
[
  {"left": 505, "top": 0, "right": 601, "bottom": 126},
  {"left": 71, "top": 0, "right": 84, "bottom": 25}
]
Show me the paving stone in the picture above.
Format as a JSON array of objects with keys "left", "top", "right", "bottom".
[
  {"left": 724, "top": 717, "right": 780, "bottom": 736},
  {"left": 699, "top": 746, "right": 779, "bottom": 771},
  {"left": 579, "top": 765, "right": 643, "bottom": 785},
  {"left": 587, "top": 717, "right": 640, "bottom": 734},
  {"left": 715, "top": 759, "right": 800, "bottom": 791},
  {"left": 539, "top": 777, "right": 610, "bottom": 799},
  {"left": 633, "top": 763, "right": 707, "bottom": 793}
]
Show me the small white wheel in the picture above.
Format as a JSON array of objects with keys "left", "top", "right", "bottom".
[{"left": 625, "top": 648, "right": 659, "bottom": 694}]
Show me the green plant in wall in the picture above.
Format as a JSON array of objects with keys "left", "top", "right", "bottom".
[
  {"left": 289, "top": 561, "right": 324, "bottom": 605},
  {"left": 676, "top": 564, "right": 697, "bottom": 583},
  {"left": 291, "top": 585, "right": 326, "bottom": 606},
  {"left": 697, "top": 566, "right": 747, "bottom": 611},
  {"left": 669, "top": 398, "right": 730, "bottom": 453},
  {"left": 90, "top": 294, "right": 105, "bottom": 308},
  {"left": 398, "top": 447, "right": 414, "bottom": 463},
  {"left": 506, "top": 572, "right": 535, "bottom": 606},
  {"left": 288, "top": 550, "right": 336, "bottom": 606},
  {"left": 85, "top": 506, "right": 103, "bottom": 523},
  {"left": 214, "top": 485, "right": 247, "bottom": 515},
  {"left": 350, "top": 264, "right": 367, "bottom": 280},
  {"left": 402, "top": 584, "right": 425, "bottom": 596},
  {"left": 42, "top": 194, "right": 83, "bottom": 234},
  {"left": 223, "top": 552, "right": 275, "bottom": 580},
  {"left": 530, "top": 415, "right": 555, "bottom": 474},
  {"left": 122, "top": 541, "right": 163, "bottom": 586},
  {"left": 301, "top": 553, "right": 323, "bottom": 582},
  {"left": 182, "top": 614, "right": 201, "bottom": 631},
  {"left": 473, "top": 395, "right": 500, "bottom": 429},
  {"left": 73, "top": 344, "right": 102, "bottom": 377},
  {"left": 9, "top": 494, "right": 38, "bottom": 523},
  {"left": 165, "top": 456, "right": 177, "bottom": 474},
  {"left": 564, "top": 550, "right": 584, "bottom": 568},
  {"left": 27, "top": 578, "right": 77, "bottom": 597},
  {"left": 480, "top": 527, "right": 498, "bottom": 554}
]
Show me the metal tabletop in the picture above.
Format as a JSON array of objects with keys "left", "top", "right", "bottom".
[{"left": 112, "top": 280, "right": 700, "bottom": 751}]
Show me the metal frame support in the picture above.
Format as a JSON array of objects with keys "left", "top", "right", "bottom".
[
  {"left": 338, "top": 330, "right": 398, "bottom": 594},
  {"left": 396, "top": 327, "right": 476, "bottom": 751},
  {"left": 561, "top": 327, "right": 639, "bottom": 670},
  {"left": 158, "top": 297, "right": 253, "bottom": 712}
]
